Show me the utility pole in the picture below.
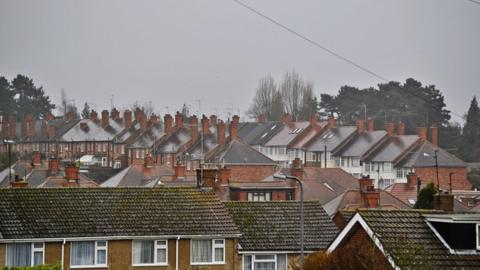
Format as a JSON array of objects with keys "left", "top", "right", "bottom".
[
  {"left": 197, "top": 99, "right": 204, "bottom": 186},
  {"left": 434, "top": 149, "right": 439, "bottom": 190}
]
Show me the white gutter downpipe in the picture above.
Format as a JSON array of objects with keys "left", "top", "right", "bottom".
[
  {"left": 61, "top": 239, "right": 66, "bottom": 270},
  {"left": 176, "top": 236, "right": 180, "bottom": 270}
]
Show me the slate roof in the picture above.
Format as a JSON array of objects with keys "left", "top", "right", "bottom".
[
  {"left": 156, "top": 127, "right": 192, "bottom": 153},
  {"left": 185, "top": 133, "right": 219, "bottom": 160},
  {"left": 0, "top": 187, "right": 240, "bottom": 239},
  {"left": 206, "top": 139, "right": 277, "bottom": 165},
  {"left": 100, "top": 164, "right": 179, "bottom": 187},
  {"left": 366, "top": 135, "right": 419, "bottom": 163},
  {"left": 225, "top": 201, "right": 338, "bottom": 251},
  {"left": 347, "top": 210, "right": 480, "bottom": 269},
  {"left": 128, "top": 123, "right": 164, "bottom": 149},
  {"left": 397, "top": 140, "right": 467, "bottom": 168},
  {"left": 237, "top": 122, "right": 284, "bottom": 146},
  {"left": 60, "top": 119, "right": 126, "bottom": 141},
  {"left": 333, "top": 130, "right": 387, "bottom": 157},
  {"left": 265, "top": 122, "right": 311, "bottom": 146},
  {"left": 305, "top": 126, "right": 357, "bottom": 152}
]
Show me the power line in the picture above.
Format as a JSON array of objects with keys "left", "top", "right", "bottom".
[
  {"left": 232, "top": 0, "right": 466, "bottom": 122},
  {"left": 468, "top": 0, "right": 480, "bottom": 5},
  {"left": 232, "top": 0, "right": 388, "bottom": 82}
]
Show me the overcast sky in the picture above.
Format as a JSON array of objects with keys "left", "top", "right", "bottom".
[{"left": 0, "top": 0, "right": 479, "bottom": 121}]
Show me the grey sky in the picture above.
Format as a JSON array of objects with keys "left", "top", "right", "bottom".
[{"left": 0, "top": 0, "right": 478, "bottom": 121}]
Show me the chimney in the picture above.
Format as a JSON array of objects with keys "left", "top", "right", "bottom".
[
  {"left": 367, "top": 117, "right": 374, "bottom": 132},
  {"left": 66, "top": 111, "right": 75, "bottom": 122},
  {"left": 417, "top": 127, "right": 427, "bottom": 142},
  {"left": 217, "top": 120, "right": 226, "bottom": 145},
  {"left": 310, "top": 115, "right": 321, "bottom": 131},
  {"left": 90, "top": 110, "right": 98, "bottom": 121},
  {"left": 111, "top": 108, "right": 120, "bottom": 121},
  {"left": 11, "top": 175, "right": 28, "bottom": 188},
  {"left": 47, "top": 124, "right": 57, "bottom": 138},
  {"left": 139, "top": 114, "right": 148, "bottom": 131},
  {"left": 210, "top": 115, "right": 218, "bottom": 126},
  {"left": 190, "top": 115, "right": 199, "bottom": 141},
  {"left": 101, "top": 110, "right": 109, "bottom": 128},
  {"left": 164, "top": 114, "right": 173, "bottom": 134},
  {"left": 134, "top": 108, "right": 143, "bottom": 121},
  {"left": 429, "top": 125, "right": 438, "bottom": 147},
  {"left": 291, "top": 158, "right": 303, "bottom": 180},
  {"left": 327, "top": 114, "right": 335, "bottom": 128},
  {"left": 48, "top": 157, "right": 60, "bottom": 174},
  {"left": 64, "top": 164, "right": 79, "bottom": 187},
  {"left": 232, "top": 115, "right": 240, "bottom": 125},
  {"left": 150, "top": 113, "right": 159, "bottom": 125},
  {"left": 258, "top": 113, "right": 267, "bottom": 124},
  {"left": 123, "top": 110, "right": 132, "bottom": 129},
  {"left": 356, "top": 117, "right": 365, "bottom": 133},
  {"left": 406, "top": 172, "right": 419, "bottom": 189},
  {"left": 46, "top": 112, "right": 55, "bottom": 121},
  {"left": 32, "top": 151, "right": 41, "bottom": 167},
  {"left": 201, "top": 115, "right": 210, "bottom": 135},
  {"left": 218, "top": 167, "right": 231, "bottom": 185},
  {"left": 283, "top": 113, "right": 293, "bottom": 128},
  {"left": 175, "top": 162, "right": 185, "bottom": 179},
  {"left": 175, "top": 111, "right": 184, "bottom": 128},
  {"left": 434, "top": 192, "right": 454, "bottom": 212},
  {"left": 397, "top": 121, "right": 405, "bottom": 136},
  {"left": 361, "top": 186, "right": 380, "bottom": 208},
  {"left": 144, "top": 153, "right": 154, "bottom": 168},
  {"left": 196, "top": 168, "right": 219, "bottom": 190},
  {"left": 229, "top": 117, "right": 238, "bottom": 140},
  {"left": 385, "top": 123, "right": 394, "bottom": 136},
  {"left": 8, "top": 115, "right": 16, "bottom": 139},
  {"left": 358, "top": 175, "right": 374, "bottom": 192}
]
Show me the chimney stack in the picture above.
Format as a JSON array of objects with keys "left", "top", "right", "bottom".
[
  {"left": 406, "top": 172, "right": 419, "bottom": 189},
  {"left": 150, "top": 113, "right": 159, "bottom": 125},
  {"left": 283, "top": 113, "right": 293, "bottom": 128},
  {"left": 201, "top": 115, "right": 210, "bottom": 135},
  {"left": 385, "top": 123, "right": 394, "bottom": 136},
  {"left": 217, "top": 120, "right": 226, "bottom": 145},
  {"left": 101, "top": 110, "right": 109, "bottom": 128},
  {"left": 417, "top": 127, "right": 427, "bottom": 142},
  {"left": 359, "top": 176, "right": 379, "bottom": 208},
  {"left": 164, "top": 114, "right": 173, "bottom": 134},
  {"left": 434, "top": 192, "right": 454, "bottom": 212},
  {"left": 397, "top": 121, "right": 405, "bottom": 136},
  {"left": 356, "top": 117, "right": 365, "bottom": 133},
  {"left": 111, "top": 108, "right": 120, "bottom": 121},
  {"left": 47, "top": 124, "right": 57, "bottom": 138},
  {"left": 229, "top": 116, "right": 239, "bottom": 140},
  {"left": 64, "top": 164, "right": 79, "bottom": 187},
  {"left": 190, "top": 115, "right": 199, "bottom": 141},
  {"left": 218, "top": 167, "right": 231, "bottom": 185},
  {"left": 327, "top": 114, "right": 335, "bottom": 128},
  {"left": 144, "top": 153, "right": 154, "bottom": 169},
  {"left": 429, "top": 125, "right": 438, "bottom": 147},
  {"left": 175, "top": 111, "right": 184, "bottom": 129},
  {"left": 359, "top": 175, "right": 374, "bottom": 192},
  {"left": 32, "top": 151, "right": 41, "bottom": 167},
  {"left": 310, "top": 115, "right": 321, "bottom": 131},
  {"left": 258, "top": 113, "right": 267, "bottom": 124},
  {"left": 291, "top": 158, "right": 303, "bottom": 180},
  {"left": 46, "top": 112, "right": 55, "bottom": 121},
  {"left": 66, "top": 111, "right": 75, "bottom": 122},
  {"left": 124, "top": 110, "right": 132, "bottom": 129},
  {"left": 175, "top": 161, "right": 185, "bottom": 179},
  {"left": 210, "top": 115, "right": 218, "bottom": 126},
  {"left": 139, "top": 114, "right": 147, "bottom": 131},
  {"left": 134, "top": 108, "right": 143, "bottom": 121},
  {"left": 367, "top": 117, "right": 374, "bottom": 132},
  {"left": 48, "top": 157, "right": 60, "bottom": 174},
  {"left": 90, "top": 110, "right": 98, "bottom": 121},
  {"left": 40, "top": 122, "right": 47, "bottom": 139}
]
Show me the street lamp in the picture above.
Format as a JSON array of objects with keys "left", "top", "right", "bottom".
[
  {"left": 275, "top": 174, "right": 304, "bottom": 270},
  {"left": 423, "top": 149, "right": 439, "bottom": 189},
  {"left": 3, "top": 139, "right": 15, "bottom": 183},
  {"left": 321, "top": 133, "right": 333, "bottom": 168}
]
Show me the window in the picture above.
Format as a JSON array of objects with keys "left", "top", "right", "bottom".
[
  {"left": 352, "top": 158, "right": 360, "bottom": 167},
  {"left": 132, "top": 240, "right": 168, "bottom": 266},
  {"left": 71, "top": 241, "right": 107, "bottom": 267},
  {"left": 243, "top": 254, "right": 287, "bottom": 270},
  {"left": 383, "top": 163, "right": 392, "bottom": 173},
  {"left": 247, "top": 192, "right": 272, "bottom": 201},
  {"left": 191, "top": 239, "right": 224, "bottom": 264},
  {"left": 6, "top": 242, "right": 44, "bottom": 267}
]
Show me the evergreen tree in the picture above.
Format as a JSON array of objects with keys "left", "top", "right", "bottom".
[
  {"left": 11, "top": 74, "right": 55, "bottom": 119},
  {"left": 0, "top": 76, "right": 16, "bottom": 117},
  {"left": 414, "top": 183, "right": 437, "bottom": 209},
  {"left": 81, "top": 102, "right": 91, "bottom": 119},
  {"left": 459, "top": 96, "right": 480, "bottom": 162}
]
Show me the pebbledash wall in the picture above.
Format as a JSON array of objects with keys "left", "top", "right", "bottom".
[{"left": 0, "top": 239, "right": 237, "bottom": 270}]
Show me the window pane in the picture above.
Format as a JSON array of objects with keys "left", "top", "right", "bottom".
[
  {"left": 191, "top": 240, "right": 212, "bottom": 263},
  {"left": 214, "top": 247, "right": 224, "bottom": 262},
  {"left": 71, "top": 241, "right": 95, "bottom": 266},
  {"left": 97, "top": 241, "right": 107, "bottom": 247},
  {"left": 254, "top": 262, "right": 275, "bottom": 270},
  {"left": 33, "top": 243, "right": 43, "bottom": 249},
  {"left": 157, "top": 240, "right": 167, "bottom": 246},
  {"left": 276, "top": 254, "right": 287, "bottom": 270},
  {"left": 244, "top": 255, "right": 252, "bottom": 270},
  {"left": 33, "top": 251, "right": 43, "bottom": 266},
  {"left": 97, "top": 249, "right": 106, "bottom": 265},
  {"left": 255, "top": 255, "right": 275, "bottom": 260},
  {"left": 156, "top": 249, "right": 167, "bottom": 263},
  {"left": 133, "top": 240, "right": 154, "bottom": 264},
  {"left": 214, "top": 240, "right": 224, "bottom": 245},
  {"left": 6, "top": 243, "right": 31, "bottom": 267}
]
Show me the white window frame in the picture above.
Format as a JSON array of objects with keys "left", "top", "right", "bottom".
[
  {"left": 132, "top": 239, "right": 168, "bottom": 266},
  {"left": 190, "top": 239, "right": 225, "bottom": 265},
  {"left": 242, "top": 254, "right": 287, "bottom": 270},
  {"left": 70, "top": 240, "right": 108, "bottom": 268},
  {"left": 6, "top": 242, "right": 44, "bottom": 267},
  {"left": 247, "top": 192, "right": 272, "bottom": 202}
]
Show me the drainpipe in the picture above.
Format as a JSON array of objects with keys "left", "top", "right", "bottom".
[
  {"left": 61, "top": 239, "right": 66, "bottom": 270},
  {"left": 176, "top": 236, "right": 180, "bottom": 270}
]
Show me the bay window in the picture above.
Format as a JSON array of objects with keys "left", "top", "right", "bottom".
[
  {"left": 243, "top": 254, "right": 287, "bottom": 270},
  {"left": 132, "top": 240, "right": 168, "bottom": 266},
  {"left": 6, "top": 242, "right": 44, "bottom": 267},
  {"left": 71, "top": 241, "right": 107, "bottom": 267},
  {"left": 191, "top": 239, "right": 225, "bottom": 264}
]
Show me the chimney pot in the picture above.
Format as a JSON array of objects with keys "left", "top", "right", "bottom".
[
  {"left": 229, "top": 116, "right": 239, "bottom": 140},
  {"left": 210, "top": 115, "right": 218, "bottom": 126},
  {"left": 144, "top": 154, "right": 154, "bottom": 168},
  {"left": 385, "top": 123, "right": 394, "bottom": 136},
  {"left": 65, "top": 164, "right": 79, "bottom": 183},
  {"left": 417, "top": 127, "right": 427, "bottom": 142},
  {"left": 90, "top": 110, "right": 98, "bottom": 121},
  {"left": 201, "top": 115, "right": 210, "bottom": 135},
  {"left": 367, "top": 117, "right": 374, "bottom": 132},
  {"left": 283, "top": 113, "right": 293, "bottom": 128},
  {"left": 139, "top": 114, "right": 147, "bottom": 131},
  {"left": 397, "top": 121, "right": 405, "bottom": 136},
  {"left": 124, "top": 110, "right": 133, "bottom": 129},
  {"left": 111, "top": 108, "right": 120, "bottom": 121},
  {"left": 150, "top": 113, "right": 159, "bottom": 125},
  {"left": 327, "top": 114, "right": 335, "bottom": 128},
  {"left": 175, "top": 162, "right": 185, "bottom": 179},
  {"left": 190, "top": 115, "right": 199, "bottom": 141},
  {"left": 48, "top": 158, "right": 60, "bottom": 174},
  {"left": 32, "top": 151, "right": 41, "bottom": 166}
]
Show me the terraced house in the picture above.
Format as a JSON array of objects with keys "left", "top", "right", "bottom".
[{"left": 0, "top": 187, "right": 241, "bottom": 269}]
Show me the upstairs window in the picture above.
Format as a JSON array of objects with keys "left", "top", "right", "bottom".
[
  {"left": 71, "top": 241, "right": 107, "bottom": 267},
  {"left": 6, "top": 242, "right": 44, "bottom": 267},
  {"left": 243, "top": 254, "right": 287, "bottom": 270},
  {"left": 132, "top": 240, "right": 168, "bottom": 266},
  {"left": 191, "top": 239, "right": 225, "bottom": 264},
  {"left": 248, "top": 192, "right": 272, "bottom": 201}
]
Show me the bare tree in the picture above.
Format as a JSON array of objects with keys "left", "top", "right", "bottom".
[
  {"left": 280, "top": 70, "right": 317, "bottom": 121},
  {"left": 247, "top": 75, "right": 284, "bottom": 121}
]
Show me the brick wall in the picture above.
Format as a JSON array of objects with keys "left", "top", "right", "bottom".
[
  {"left": 414, "top": 167, "right": 470, "bottom": 190},
  {"left": 227, "top": 165, "right": 276, "bottom": 182}
]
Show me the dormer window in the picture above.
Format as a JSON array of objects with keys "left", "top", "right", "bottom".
[{"left": 426, "top": 215, "right": 480, "bottom": 254}]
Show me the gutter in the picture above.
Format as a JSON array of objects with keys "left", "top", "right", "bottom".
[{"left": 176, "top": 236, "right": 180, "bottom": 270}]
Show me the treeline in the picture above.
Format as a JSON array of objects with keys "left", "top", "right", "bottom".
[{"left": 248, "top": 74, "right": 480, "bottom": 162}]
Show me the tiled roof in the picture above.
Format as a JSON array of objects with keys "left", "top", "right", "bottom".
[
  {"left": 100, "top": 164, "right": 181, "bottom": 187},
  {"left": 128, "top": 123, "right": 164, "bottom": 149},
  {"left": 265, "top": 122, "right": 311, "bottom": 146},
  {"left": 397, "top": 141, "right": 466, "bottom": 168},
  {"left": 225, "top": 201, "right": 338, "bottom": 251},
  {"left": 0, "top": 187, "right": 240, "bottom": 239},
  {"left": 156, "top": 127, "right": 192, "bottom": 153},
  {"left": 237, "top": 122, "right": 283, "bottom": 146},
  {"left": 206, "top": 139, "right": 276, "bottom": 165},
  {"left": 366, "top": 135, "right": 420, "bottom": 163},
  {"left": 333, "top": 130, "right": 387, "bottom": 157},
  {"left": 60, "top": 119, "right": 126, "bottom": 141},
  {"left": 305, "top": 126, "right": 357, "bottom": 152},
  {"left": 353, "top": 210, "right": 480, "bottom": 269}
]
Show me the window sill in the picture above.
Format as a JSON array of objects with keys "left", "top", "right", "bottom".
[
  {"left": 132, "top": 263, "right": 168, "bottom": 267},
  {"left": 190, "top": 262, "right": 225, "bottom": 266},
  {"left": 70, "top": 265, "right": 108, "bottom": 269}
]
